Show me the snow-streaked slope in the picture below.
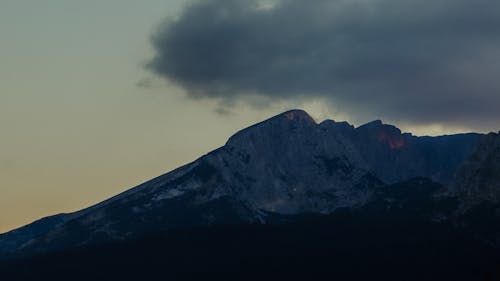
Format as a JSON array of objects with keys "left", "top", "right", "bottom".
[{"left": 0, "top": 109, "right": 483, "bottom": 257}]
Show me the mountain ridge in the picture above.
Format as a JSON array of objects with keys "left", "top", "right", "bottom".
[{"left": 0, "top": 109, "right": 491, "bottom": 259}]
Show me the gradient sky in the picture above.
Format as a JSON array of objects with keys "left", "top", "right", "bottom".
[{"left": 1, "top": 0, "right": 497, "bottom": 233}]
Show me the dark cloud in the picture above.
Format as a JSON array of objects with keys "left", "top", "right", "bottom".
[{"left": 147, "top": 0, "right": 500, "bottom": 129}]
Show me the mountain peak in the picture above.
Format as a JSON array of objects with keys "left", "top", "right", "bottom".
[
  {"left": 279, "top": 109, "right": 316, "bottom": 124},
  {"left": 356, "top": 119, "right": 407, "bottom": 150},
  {"left": 358, "top": 119, "right": 384, "bottom": 129},
  {"left": 225, "top": 109, "right": 316, "bottom": 147}
]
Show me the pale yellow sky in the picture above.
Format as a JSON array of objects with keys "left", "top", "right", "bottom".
[{"left": 0, "top": 0, "right": 476, "bottom": 234}]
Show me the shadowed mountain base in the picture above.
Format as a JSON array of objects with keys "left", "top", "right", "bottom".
[{"left": 1, "top": 210, "right": 500, "bottom": 281}]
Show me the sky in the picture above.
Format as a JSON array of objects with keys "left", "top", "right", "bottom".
[{"left": 1, "top": 0, "right": 499, "bottom": 233}]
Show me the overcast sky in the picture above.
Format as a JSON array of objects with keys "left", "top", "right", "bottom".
[{"left": 1, "top": 0, "right": 499, "bottom": 233}]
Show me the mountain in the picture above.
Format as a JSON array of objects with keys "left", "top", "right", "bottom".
[
  {"left": 450, "top": 132, "right": 500, "bottom": 206},
  {"left": 1, "top": 109, "right": 497, "bottom": 279},
  {"left": 444, "top": 132, "right": 500, "bottom": 248},
  {"left": 322, "top": 117, "right": 481, "bottom": 184}
]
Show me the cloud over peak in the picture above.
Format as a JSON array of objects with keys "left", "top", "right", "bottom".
[{"left": 147, "top": 0, "right": 500, "bottom": 130}]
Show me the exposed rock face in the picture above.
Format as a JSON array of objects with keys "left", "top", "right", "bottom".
[
  {"left": 215, "top": 109, "right": 377, "bottom": 214},
  {"left": 450, "top": 132, "right": 500, "bottom": 207},
  {"left": 341, "top": 120, "right": 481, "bottom": 184},
  {"left": 0, "top": 109, "right": 485, "bottom": 257}
]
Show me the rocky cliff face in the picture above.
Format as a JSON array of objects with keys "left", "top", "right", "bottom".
[
  {"left": 450, "top": 132, "right": 500, "bottom": 207},
  {"left": 0, "top": 110, "right": 486, "bottom": 257},
  {"left": 212, "top": 110, "right": 379, "bottom": 214},
  {"left": 440, "top": 132, "right": 500, "bottom": 246},
  {"left": 341, "top": 119, "right": 481, "bottom": 184}
]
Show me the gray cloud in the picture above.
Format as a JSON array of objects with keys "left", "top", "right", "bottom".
[{"left": 147, "top": 0, "right": 500, "bottom": 129}]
